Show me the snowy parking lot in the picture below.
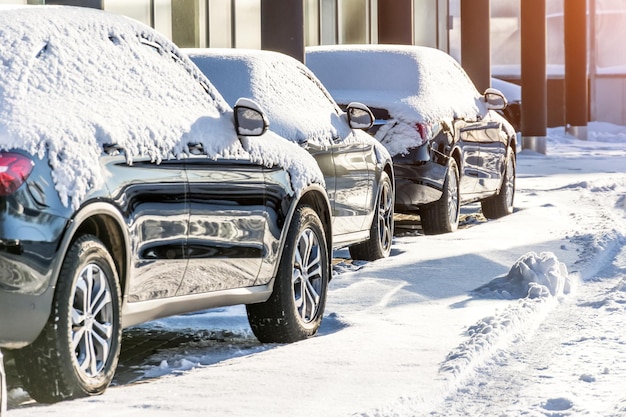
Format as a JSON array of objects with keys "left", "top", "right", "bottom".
[{"left": 6, "top": 122, "right": 626, "bottom": 416}]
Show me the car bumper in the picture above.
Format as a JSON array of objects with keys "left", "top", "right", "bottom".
[
  {"left": 393, "top": 161, "right": 447, "bottom": 212},
  {"left": 0, "top": 286, "right": 56, "bottom": 348},
  {"left": 0, "top": 216, "right": 68, "bottom": 348}
]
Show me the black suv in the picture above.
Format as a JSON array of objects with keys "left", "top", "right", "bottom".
[{"left": 0, "top": 6, "right": 334, "bottom": 403}]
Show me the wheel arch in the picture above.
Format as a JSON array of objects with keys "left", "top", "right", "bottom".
[
  {"left": 270, "top": 184, "right": 332, "bottom": 282},
  {"left": 54, "top": 202, "right": 130, "bottom": 299},
  {"left": 296, "top": 186, "right": 333, "bottom": 258}
]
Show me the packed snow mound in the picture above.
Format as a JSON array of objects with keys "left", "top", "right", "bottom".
[
  {"left": 440, "top": 252, "right": 574, "bottom": 381},
  {"left": 474, "top": 252, "right": 574, "bottom": 300}
]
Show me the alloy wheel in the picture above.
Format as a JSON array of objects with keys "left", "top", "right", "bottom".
[
  {"left": 292, "top": 228, "right": 323, "bottom": 323},
  {"left": 378, "top": 179, "right": 394, "bottom": 254},
  {"left": 71, "top": 263, "right": 115, "bottom": 378}
]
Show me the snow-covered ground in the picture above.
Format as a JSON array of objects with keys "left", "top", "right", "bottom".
[{"left": 6, "top": 122, "right": 626, "bottom": 416}]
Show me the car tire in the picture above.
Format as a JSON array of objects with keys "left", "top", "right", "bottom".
[
  {"left": 420, "top": 158, "right": 460, "bottom": 235},
  {"left": 13, "top": 235, "right": 121, "bottom": 403},
  {"left": 481, "top": 148, "right": 515, "bottom": 219},
  {"left": 349, "top": 171, "right": 394, "bottom": 261},
  {"left": 247, "top": 205, "right": 329, "bottom": 343}
]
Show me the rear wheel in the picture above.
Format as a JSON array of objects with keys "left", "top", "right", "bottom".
[
  {"left": 13, "top": 235, "right": 121, "bottom": 403},
  {"left": 247, "top": 205, "right": 329, "bottom": 343},
  {"left": 349, "top": 171, "right": 394, "bottom": 261},
  {"left": 420, "top": 159, "right": 460, "bottom": 235},
  {"left": 482, "top": 148, "right": 515, "bottom": 219}
]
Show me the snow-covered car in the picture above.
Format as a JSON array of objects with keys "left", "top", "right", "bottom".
[
  {"left": 0, "top": 5, "right": 334, "bottom": 403},
  {"left": 186, "top": 48, "right": 395, "bottom": 260},
  {"left": 306, "top": 45, "right": 518, "bottom": 234}
]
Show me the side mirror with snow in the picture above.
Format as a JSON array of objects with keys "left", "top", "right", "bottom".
[
  {"left": 483, "top": 88, "right": 508, "bottom": 111},
  {"left": 346, "top": 102, "right": 374, "bottom": 130},
  {"left": 234, "top": 98, "right": 269, "bottom": 137}
]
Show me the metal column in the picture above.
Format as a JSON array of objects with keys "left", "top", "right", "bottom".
[
  {"left": 564, "top": 0, "right": 588, "bottom": 140},
  {"left": 521, "top": 0, "right": 548, "bottom": 154},
  {"left": 460, "top": 0, "right": 491, "bottom": 93},
  {"left": 261, "top": 0, "right": 305, "bottom": 63},
  {"left": 378, "top": 0, "right": 413, "bottom": 44}
]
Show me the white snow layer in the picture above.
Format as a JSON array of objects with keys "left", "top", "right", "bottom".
[
  {"left": 0, "top": 6, "right": 322, "bottom": 208},
  {"left": 186, "top": 48, "right": 390, "bottom": 166}
]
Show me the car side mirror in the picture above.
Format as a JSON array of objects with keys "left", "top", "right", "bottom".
[
  {"left": 346, "top": 102, "right": 374, "bottom": 130},
  {"left": 234, "top": 98, "right": 269, "bottom": 136},
  {"left": 483, "top": 88, "right": 508, "bottom": 111}
]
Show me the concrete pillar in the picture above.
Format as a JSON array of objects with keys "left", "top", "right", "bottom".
[
  {"left": 378, "top": 0, "right": 413, "bottom": 44},
  {"left": 521, "top": 0, "right": 548, "bottom": 154},
  {"left": 564, "top": 0, "right": 588, "bottom": 140},
  {"left": 460, "top": 0, "right": 491, "bottom": 93},
  {"left": 261, "top": 0, "right": 304, "bottom": 63}
]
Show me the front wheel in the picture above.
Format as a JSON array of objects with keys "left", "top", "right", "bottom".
[
  {"left": 420, "top": 158, "right": 460, "bottom": 235},
  {"left": 13, "top": 235, "right": 122, "bottom": 403},
  {"left": 247, "top": 205, "right": 329, "bottom": 343},
  {"left": 349, "top": 171, "right": 394, "bottom": 261},
  {"left": 481, "top": 149, "right": 515, "bottom": 219}
]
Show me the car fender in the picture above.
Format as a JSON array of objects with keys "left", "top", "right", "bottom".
[
  {"left": 268, "top": 183, "right": 332, "bottom": 283},
  {"left": 52, "top": 201, "right": 132, "bottom": 301}
]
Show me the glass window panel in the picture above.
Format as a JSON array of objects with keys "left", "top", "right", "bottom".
[
  {"left": 234, "top": 0, "right": 260, "bottom": 49},
  {"left": 171, "top": 0, "right": 200, "bottom": 48},
  {"left": 320, "top": 0, "right": 337, "bottom": 45},
  {"left": 595, "top": 0, "right": 626, "bottom": 74},
  {"left": 490, "top": 0, "right": 520, "bottom": 75},
  {"left": 339, "top": 0, "right": 368, "bottom": 44},
  {"left": 208, "top": 0, "right": 232, "bottom": 48},
  {"left": 153, "top": 0, "right": 172, "bottom": 40},
  {"left": 305, "top": 0, "right": 320, "bottom": 46},
  {"left": 104, "top": 0, "right": 151, "bottom": 26},
  {"left": 414, "top": 0, "right": 437, "bottom": 47}
]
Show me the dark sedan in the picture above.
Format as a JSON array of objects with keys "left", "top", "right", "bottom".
[
  {"left": 186, "top": 48, "right": 395, "bottom": 260},
  {"left": 0, "top": 6, "right": 332, "bottom": 403},
  {"left": 307, "top": 45, "right": 517, "bottom": 234}
]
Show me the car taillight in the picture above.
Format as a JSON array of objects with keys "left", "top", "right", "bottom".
[
  {"left": 414, "top": 122, "right": 429, "bottom": 141},
  {"left": 0, "top": 153, "right": 34, "bottom": 196}
]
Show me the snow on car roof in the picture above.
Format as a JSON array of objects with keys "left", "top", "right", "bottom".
[
  {"left": 305, "top": 44, "right": 487, "bottom": 125},
  {"left": 0, "top": 6, "right": 322, "bottom": 208},
  {"left": 186, "top": 48, "right": 349, "bottom": 148},
  {"left": 186, "top": 48, "right": 390, "bottom": 164}
]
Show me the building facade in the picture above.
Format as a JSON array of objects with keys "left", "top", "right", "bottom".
[{"left": 2, "top": 0, "right": 626, "bottom": 126}]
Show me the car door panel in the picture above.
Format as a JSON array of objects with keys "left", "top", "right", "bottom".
[
  {"left": 103, "top": 155, "right": 188, "bottom": 302},
  {"left": 178, "top": 157, "right": 267, "bottom": 295}
]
